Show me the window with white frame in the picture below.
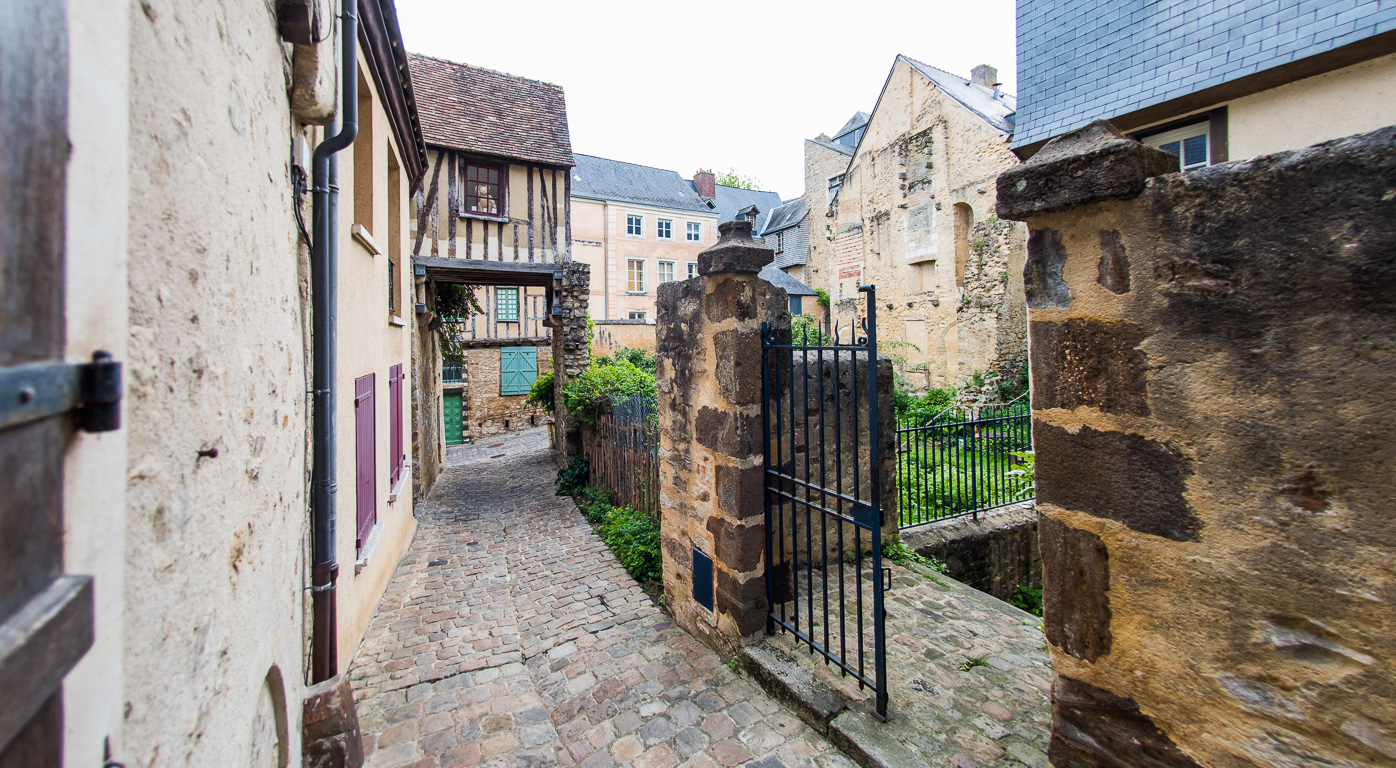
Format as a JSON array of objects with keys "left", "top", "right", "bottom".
[
  {"left": 775, "top": 231, "right": 785, "bottom": 253},
  {"left": 657, "top": 219, "right": 672, "bottom": 240},
  {"left": 1143, "top": 122, "right": 1210, "bottom": 170},
  {"left": 687, "top": 222, "right": 701, "bottom": 242},
  {"left": 687, "top": 262, "right": 698, "bottom": 279},
  {"left": 627, "top": 259, "right": 646, "bottom": 293},
  {"left": 628, "top": 310, "right": 647, "bottom": 321},
  {"left": 659, "top": 261, "right": 675, "bottom": 283},
  {"left": 626, "top": 214, "right": 643, "bottom": 236}
]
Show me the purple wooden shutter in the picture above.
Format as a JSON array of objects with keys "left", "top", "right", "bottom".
[
  {"left": 389, "top": 364, "right": 404, "bottom": 486},
  {"left": 355, "top": 373, "right": 377, "bottom": 550}
]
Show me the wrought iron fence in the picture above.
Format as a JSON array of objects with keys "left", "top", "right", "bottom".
[
  {"left": 580, "top": 396, "right": 660, "bottom": 518},
  {"left": 896, "top": 396, "right": 1033, "bottom": 527}
]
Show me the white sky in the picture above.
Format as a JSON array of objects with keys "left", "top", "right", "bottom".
[{"left": 397, "top": 0, "right": 1018, "bottom": 198}]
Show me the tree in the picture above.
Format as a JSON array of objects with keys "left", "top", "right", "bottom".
[{"left": 715, "top": 168, "right": 760, "bottom": 190}]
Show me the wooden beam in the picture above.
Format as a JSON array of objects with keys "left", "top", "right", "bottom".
[{"left": 447, "top": 151, "right": 457, "bottom": 258}]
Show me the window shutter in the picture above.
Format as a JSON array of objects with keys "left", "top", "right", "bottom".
[
  {"left": 500, "top": 346, "right": 537, "bottom": 396},
  {"left": 355, "top": 373, "right": 377, "bottom": 550},
  {"left": 388, "top": 364, "right": 403, "bottom": 486}
]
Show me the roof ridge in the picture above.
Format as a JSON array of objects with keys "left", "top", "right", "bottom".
[
  {"left": 899, "top": 54, "right": 1018, "bottom": 101},
  {"left": 574, "top": 153, "right": 684, "bottom": 176},
  {"left": 407, "top": 51, "right": 564, "bottom": 93}
]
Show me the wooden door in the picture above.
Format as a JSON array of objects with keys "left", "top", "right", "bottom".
[
  {"left": 0, "top": 2, "right": 97, "bottom": 765},
  {"left": 443, "top": 392, "right": 463, "bottom": 446}
]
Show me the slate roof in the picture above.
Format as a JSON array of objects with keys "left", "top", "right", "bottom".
[
  {"left": 902, "top": 56, "right": 1017, "bottom": 135},
  {"left": 760, "top": 266, "right": 817, "bottom": 296},
  {"left": 807, "top": 137, "right": 855, "bottom": 157},
  {"left": 570, "top": 155, "right": 712, "bottom": 213},
  {"left": 702, "top": 184, "right": 784, "bottom": 228},
  {"left": 833, "top": 112, "right": 871, "bottom": 141},
  {"left": 758, "top": 197, "right": 807, "bottom": 236},
  {"left": 408, "top": 53, "right": 574, "bottom": 167},
  {"left": 1013, "top": 0, "right": 1396, "bottom": 149}
]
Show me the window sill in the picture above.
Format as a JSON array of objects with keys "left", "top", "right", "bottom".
[
  {"left": 354, "top": 521, "right": 384, "bottom": 575},
  {"left": 352, "top": 224, "right": 382, "bottom": 256},
  {"left": 387, "top": 471, "right": 408, "bottom": 504},
  {"left": 389, "top": 316, "right": 405, "bottom": 327},
  {"left": 458, "top": 211, "right": 508, "bottom": 224},
  {"left": 626, "top": 291, "right": 648, "bottom": 296}
]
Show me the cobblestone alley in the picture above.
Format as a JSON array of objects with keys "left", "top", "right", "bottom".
[{"left": 349, "top": 428, "right": 850, "bottom": 768}]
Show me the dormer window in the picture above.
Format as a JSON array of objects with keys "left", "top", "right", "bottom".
[{"left": 465, "top": 161, "right": 504, "bottom": 217}]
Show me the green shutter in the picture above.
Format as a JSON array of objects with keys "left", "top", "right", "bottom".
[
  {"left": 443, "top": 392, "right": 464, "bottom": 446},
  {"left": 500, "top": 346, "right": 537, "bottom": 396}
]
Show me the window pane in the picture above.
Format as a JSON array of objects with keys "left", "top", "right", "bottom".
[
  {"left": 1184, "top": 134, "right": 1208, "bottom": 167},
  {"left": 495, "top": 287, "right": 518, "bottom": 321},
  {"left": 1160, "top": 141, "right": 1181, "bottom": 157},
  {"left": 688, "top": 262, "right": 697, "bottom": 278}
]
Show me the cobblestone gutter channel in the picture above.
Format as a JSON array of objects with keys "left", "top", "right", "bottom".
[{"left": 349, "top": 428, "right": 853, "bottom": 768}]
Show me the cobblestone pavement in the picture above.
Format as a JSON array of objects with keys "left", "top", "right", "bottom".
[
  {"left": 765, "top": 562, "right": 1052, "bottom": 767},
  {"left": 350, "top": 428, "right": 849, "bottom": 768}
]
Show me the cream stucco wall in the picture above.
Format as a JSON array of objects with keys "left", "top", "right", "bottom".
[
  {"left": 1228, "top": 52, "right": 1396, "bottom": 160},
  {"left": 413, "top": 148, "right": 567, "bottom": 263},
  {"left": 124, "top": 1, "right": 310, "bottom": 764},
  {"left": 62, "top": 0, "right": 130, "bottom": 764},
  {"left": 571, "top": 196, "right": 716, "bottom": 327},
  {"left": 334, "top": 56, "right": 419, "bottom": 672}
]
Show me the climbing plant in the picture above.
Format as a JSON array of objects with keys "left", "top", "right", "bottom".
[{"left": 434, "top": 282, "right": 483, "bottom": 361}]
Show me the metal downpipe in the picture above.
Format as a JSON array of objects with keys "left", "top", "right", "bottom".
[{"left": 310, "top": 0, "right": 358, "bottom": 684}]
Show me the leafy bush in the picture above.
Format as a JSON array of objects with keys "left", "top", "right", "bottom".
[
  {"left": 1008, "top": 585, "right": 1043, "bottom": 617},
  {"left": 525, "top": 370, "right": 555, "bottom": 413},
  {"left": 434, "top": 283, "right": 484, "bottom": 360},
  {"left": 555, "top": 455, "right": 589, "bottom": 496},
  {"left": 561, "top": 360, "right": 657, "bottom": 424},
  {"left": 883, "top": 536, "right": 948, "bottom": 573},
  {"left": 790, "top": 313, "right": 828, "bottom": 346},
  {"left": 997, "top": 363, "right": 1029, "bottom": 402},
  {"left": 577, "top": 485, "right": 613, "bottom": 523},
  {"left": 611, "top": 347, "right": 656, "bottom": 373},
  {"left": 894, "top": 386, "right": 957, "bottom": 426},
  {"left": 598, "top": 505, "right": 661, "bottom": 583}
]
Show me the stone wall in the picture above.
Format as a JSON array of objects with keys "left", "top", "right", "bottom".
[
  {"left": 412, "top": 279, "right": 442, "bottom": 500},
  {"left": 802, "top": 139, "right": 852, "bottom": 293},
  {"left": 460, "top": 341, "right": 552, "bottom": 439},
  {"left": 998, "top": 122, "right": 1396, "bottom": 767},
  {"left": 551, "top": 260, "right": 591, "bottom": 466},
  {"left": 901, "top": 504, "right": 1040, "bottom": 602},
  {"left": 592, "top": 319, "right": 655, "bottom": 355}
]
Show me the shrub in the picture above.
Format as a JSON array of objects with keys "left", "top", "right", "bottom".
[
  {"left": 577, "top": 485, "right": 612, "bottom": 523},
  {"left": 525, "top": 370, "right": 555, "bottom": 413},
  {"left": 611, "top": 347, "right": 656, "bottom": 373},
  {"left": 561, "top": 360, "right": 657, "bottom": 424},
  {"left": 555, "top": 455, "right": 589, "bottom": 496},
  {"left": 791, "top": 313, "right": 828, "bottom": 346},
  {"left": 814, "top": 287, "right": 831, "bottom": 308},
  {"left": 1009, "top": 585, "right": 1043, "bottom": 617},
  {"left": 598, "top": 505, "right": 661, "bottom": 583}
]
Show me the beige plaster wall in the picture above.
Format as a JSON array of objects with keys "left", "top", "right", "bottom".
[
  {"left": 413, "top": 147, "right": 567, "bottom": 263},
  {"left": 124, "top": 1, "right": 309, "bottom": 764},
  {"left": 592, "top": 321, "right": 656, "bottom": 355},
  {"left": 825, "top": 59, "right": 1026, "bottom": 388},
  {"left": 62, "top": 0, "right": 130, "bottom": 763},
  {"left": 333, "top": 55, "right": 418, "bottom": 669},
  {"left": 1229, "top": 52, "right": 1396, "bottom": 160},
  {"left": 571, "top": 195, "right": 716, "bottom": 321}
]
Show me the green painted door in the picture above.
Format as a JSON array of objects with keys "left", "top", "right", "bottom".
[
  {"left": 500, "top": 346, "right": 537, "bottom": 396},
  {"left": 443, "top": 392, "right": 464, "bottom": 446}
]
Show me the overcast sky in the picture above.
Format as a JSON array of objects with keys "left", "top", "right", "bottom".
[{"left": 397, "top": 0, "right": 1018, "bottom": 198}]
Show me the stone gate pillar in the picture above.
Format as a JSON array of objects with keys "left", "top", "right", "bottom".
[
  {"left": 550, "top": 260, "right": 590, "bottom": 467},
  {"left": 655, "top": 221, "right": 789, "bottom": 655}
]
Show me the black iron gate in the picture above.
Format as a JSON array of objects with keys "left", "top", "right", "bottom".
[{"left": 762, "top": 285, "right": 887, "bottom": 719}]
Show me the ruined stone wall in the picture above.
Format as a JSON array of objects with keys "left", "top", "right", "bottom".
[
  {"left": 999, "top": 123, "right": 1396, "bottom": 767},
  {"left": 901, "top": 503, "right": 1040, "bottom": 602},
  {"left": 551, "top": 261, "right": 591, "bottom": 465},
  {"left": 125, "top": 1, "right": 309, "bottom": 763},
  {"left": 826, "top": 59, "right": 1027, "bottom": 388},
  {"left": 460, "top": 341, "right": 552, "bottom": 439},
  {"left": 802, "top": 140, "right": 852, "bottom": 293}
]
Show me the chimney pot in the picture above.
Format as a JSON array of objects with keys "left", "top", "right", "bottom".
[{"left": 970, "top": 64, "right": 997, "bottom": 88}]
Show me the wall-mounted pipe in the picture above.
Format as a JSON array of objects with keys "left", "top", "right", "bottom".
[{"left": 310, "top": 0, "right": 358, "bottom": 684}]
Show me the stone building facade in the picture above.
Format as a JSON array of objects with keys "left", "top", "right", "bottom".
[
  {"left": 820, "top": 58, "right": 1027, "bottom": 388},
  {"left": 802, "top": 113, "right": 863, "bottom": 296}
]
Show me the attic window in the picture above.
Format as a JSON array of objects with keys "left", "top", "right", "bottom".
[
  {"left": 465, "top": 161, "right": 504, "bottom": 217},
  {"left": 1143, "top": 122, "right": 1210, "bottom": 170}
]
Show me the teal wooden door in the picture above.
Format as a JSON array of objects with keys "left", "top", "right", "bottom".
[
  {"left": 443, "top": 392, "right": 463, "bottom": 446},
  {"left": 500, "top": 346, "right": 537, "bottom": 396}
]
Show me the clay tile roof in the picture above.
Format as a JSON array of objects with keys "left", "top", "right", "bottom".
[{"left": 407, "top": 53, "right": 575, "bottom": 167}]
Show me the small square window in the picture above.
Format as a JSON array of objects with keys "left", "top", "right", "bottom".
[
  {"left": 687, "top": 222, "right": 701, "bottom": 242},
  {"left": 687, "top": 262, "right": 698, "bottom": 279},
  {"left": 495, "top": 287, "right": 519, "bottom": 322},
  {"left": 659, "top": 261, "right": 675, "bottom": 284},
  {"left": 465, "top": 162, "right": 504, "bottom": 217},
  {"left": 657, "top": 219, "right": 673, "bottom": 240},
  {"left": 628, "top": 310, "right": 647, "bottom": 321},
  {"left": 627, "top": 259, "right": 646, "bottom": 293},
  {"left": 627, "top": 214, "right": 643, "bottom": 236}
]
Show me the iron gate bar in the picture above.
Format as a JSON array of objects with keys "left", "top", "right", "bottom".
[
  {"left": 896, "top": 398, "right": 1033, "bottom": 527},
  {"left": 761, "top": 286, "right": 887, "bottom": 720}
]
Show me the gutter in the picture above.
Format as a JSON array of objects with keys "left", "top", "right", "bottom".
[{"left": 310, "top": 0, "right": 359, "bottom": 684}]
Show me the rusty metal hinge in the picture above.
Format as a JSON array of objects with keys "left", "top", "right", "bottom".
[{"left": 0, "top": 351, "right": 122, "bottom": 433}]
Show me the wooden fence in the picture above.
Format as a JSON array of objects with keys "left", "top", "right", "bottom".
[{"left": 580, "top": 402, "right": 660, "bottom": 518}]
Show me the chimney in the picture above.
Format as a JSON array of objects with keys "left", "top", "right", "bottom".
[
  {"left": 694, "top": 169, "right": 715, "bottom": 198},
  {"left": 970, "top": 64, "right": 997, "bottom": 88}
]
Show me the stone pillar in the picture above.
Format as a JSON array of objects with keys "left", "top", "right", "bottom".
[
  {"left": 656, "top": 221, "right": 789, "bottom": 656},
  {"left": 999, "top": 121, "right": 1396, "bottom": 766},
  {"left": 550, "top": 260, "right": 590, "bottom": 467}
]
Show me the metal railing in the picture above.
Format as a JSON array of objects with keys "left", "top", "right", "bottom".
[
  {"left": 896, "top": 395, "right": 1033, "bottom": 527},
  {"left": 442, "top": 358, "right": 463, "bottom": 384},
  {"left": 580, "top": 396, "right": 660, "bottom": 518}
]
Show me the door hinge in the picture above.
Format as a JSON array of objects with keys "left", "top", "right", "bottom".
[{"left": 0, "top": 351, "right": 122, "bottom": 433}]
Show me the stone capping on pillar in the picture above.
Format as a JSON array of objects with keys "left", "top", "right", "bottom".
[
  {"left": 698, "top": 220, "right": 773, "bottom": 275},
  {"left": 996, "top": 120, "right": 1180, "bottom": 221}
]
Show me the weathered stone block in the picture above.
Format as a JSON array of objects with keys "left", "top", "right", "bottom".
[
  {"left": 1025, "top": 228, "right": 1071, "bottom": 309},
  {"left": 706, "top": 516, "right": 766, "bottom": 574},
  {"left": 1034, "top": 422, "right": 1199, "bottom": 541},
  {"left": 1049, "top": 676, "right": 1202, "bottom": 768},
  {"left": 716, "top": 569, "right": 767, "bottom": 637},
  {"left": 713, "top": 327, "right": 765, "bottom": 405},
  {"left": 1097, "top": 230, "right": 1130, "bottom": 294},
  {"left": 714, "top": 464, "right": 765, "bottom": 524},
  {"left": 997, "top": 121, "right": 1179, "bottom": 221},
  {"left": 1039, "top": 516, "right": 1111, "bottom": 662},
  {"left": 698, "top": 221, "right": 774, "bottom": 275},
  {"left": 1030, "top": 319, "right": 1148, "bottom": 416},
  {"left": 303, "top": 675, "right": 364, "bottom": 768}
]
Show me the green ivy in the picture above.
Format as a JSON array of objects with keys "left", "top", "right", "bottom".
[
  {"left": 883, "top": 535, "right": 948, "bottom": 573},
  {"left": 555, "top": 456, "right": 589, "bottom": 496},
  {"left": 814, "top": 288, "right": 831, "bottom": 308}
]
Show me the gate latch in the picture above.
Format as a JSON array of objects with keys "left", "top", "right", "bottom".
[
  {"left": 0, "top": 351, "right": 122, "bottom": 433},
  {"left": 851, "top": 504, "right": 879, "bottom": 529}
]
